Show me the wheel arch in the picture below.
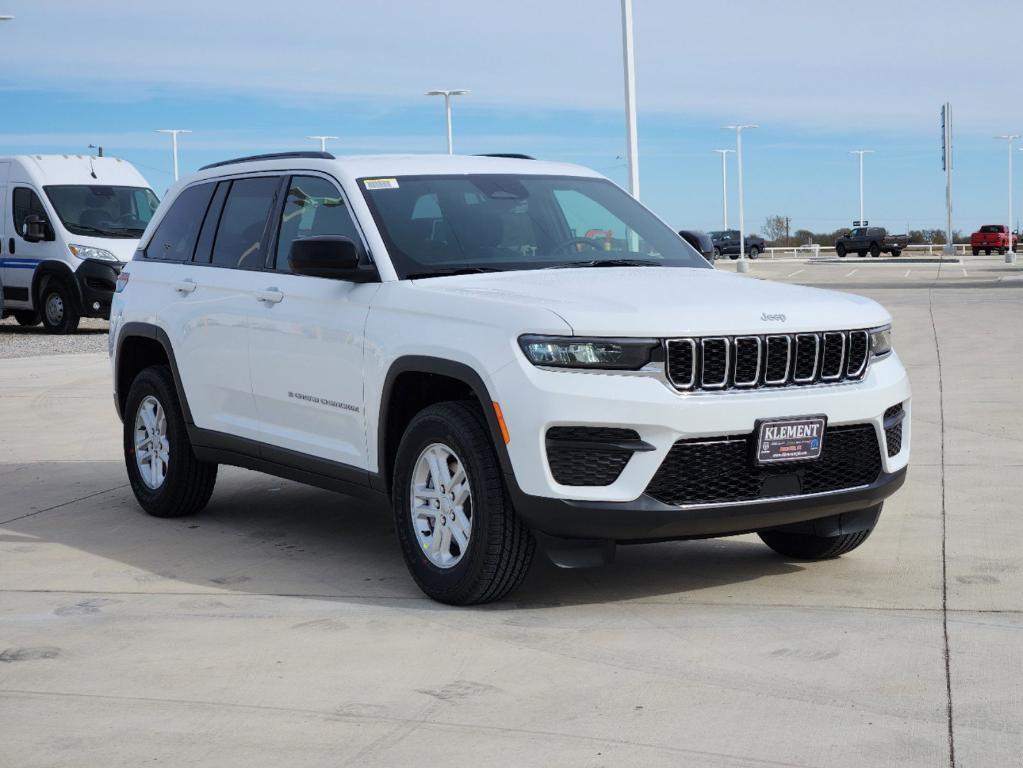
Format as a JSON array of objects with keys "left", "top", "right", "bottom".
[
  {"left": 377, "top": 356, "right": 516, "bottom": 496},
  {"left": 114, "top": 322, "right": 193, "bottom": 425},
  {"left": 31, "top": 260, "right": 81, "bottom": 311}
]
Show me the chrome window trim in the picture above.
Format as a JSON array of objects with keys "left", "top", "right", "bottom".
[
  {"left": 700, "top": 337, "right": 730, "bottom": 389},
  {"left": 665, "top": 338, "right": 697, "bottom": 389},
  {"left": 732, "top": 336, "right": 762, "bottom": 388},
  {"left": 820, "top": 331, "right": 846, "bottom": 381},
  {"left": 793, "top": 333, "right": 821, "bottom": 384},
  {"left": 764, "top": 334, "right": 792, "bottom": 385}
]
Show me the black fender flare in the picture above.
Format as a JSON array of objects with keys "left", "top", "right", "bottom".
[
  {"left": 376, "top": 355, "right": 518, "bottom": 495},
  {"left": 114, "top": 321, "right": 193, "bottom": 425},
  {"left": 31, "top": 260, "right": 82, "bottom": 312}
]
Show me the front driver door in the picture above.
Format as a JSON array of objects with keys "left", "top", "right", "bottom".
[{"left": 247, "top": 174, "right": 378, "bottom": 470}]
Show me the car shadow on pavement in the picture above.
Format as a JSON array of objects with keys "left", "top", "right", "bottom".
[{"left": 1, "top": 462, "right": 803, "bottom": 609}]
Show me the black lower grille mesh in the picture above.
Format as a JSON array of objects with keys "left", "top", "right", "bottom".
[
  {"left": 645, "top": 424, "right": 882, "bottom": 506},
  {"left": 546, "top": 427, "right": 639, "bottom": 486}
]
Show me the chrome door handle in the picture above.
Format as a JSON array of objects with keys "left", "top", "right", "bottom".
[
  {"left": 256, "top": 288, "right": 284, "bottom": 305},
  {"left": 174, "top": 279, "right": 197, "bottom": 294}
]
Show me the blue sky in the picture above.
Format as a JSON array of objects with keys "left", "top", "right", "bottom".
[{"left": 1, "top": 0, "right": 1021, "bottom": 235}]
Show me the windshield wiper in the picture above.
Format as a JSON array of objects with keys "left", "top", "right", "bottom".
[
  {"left": 544, "top": 258, "right": 660, "bottom": 269},
  {"left": 405, "top": 266, "right": 506, "bottom": 280}
]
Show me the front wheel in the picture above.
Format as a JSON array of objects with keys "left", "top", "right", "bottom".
[
  {"left": 39, "top": 280, "right": 80, "bottom": 334},
  {"left": 712, "top": 247, "right": 722, "bottom": 260},
  {"left": 835, "top": 243, "right": 847, "bottom": 258},
  {"left": 392, "top": 401, "right": 535, "bottom": 605},
  {"left": 12, "top": 310, "right": 41, "bottom": 327},
  {"left": 124, "top": 365, "right": 218, "bottom": 518},
  {"left": 748, "top": 245, "right": 760, "bottom": 259},
  {"left": 759, "top": 518, "right": 877, "bottom": 559}
]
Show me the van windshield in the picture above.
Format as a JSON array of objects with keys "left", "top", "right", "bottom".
[
  {"left": 359, "top": 174, "right": 709, "bottom": 279},
  {"left": 44, "top": 185, "right": 160, "bottom": 238}
]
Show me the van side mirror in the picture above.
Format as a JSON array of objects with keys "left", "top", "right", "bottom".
[
  {"left": 22, "top": 214, "right": 50, "bottom": 243},
  {"left": 288, "top": 235, "right": 377, "bottom": 282}
]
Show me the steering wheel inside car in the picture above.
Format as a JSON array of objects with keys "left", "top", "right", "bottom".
[{"left": 551, "top": 237, "right": 608, "bottom": 255}]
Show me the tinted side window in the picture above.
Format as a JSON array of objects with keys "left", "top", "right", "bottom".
[
  {"left": 210, "top": 177, "right": 279, "bottom": 270},
  {"left": 274, "top": 176, "right": 361, "bottom": 272},
  {"left": 146, "top": 183, "right": 216, "bottom": 261},
  {"left": 12, "top": 187, "right": 49, "bottom": 239},
  {"left": 192, "top": 182, "right": 229, "bottom": 264}
]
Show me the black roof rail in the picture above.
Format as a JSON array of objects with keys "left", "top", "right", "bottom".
[
  {"left": 199, "top": 151, "right": 335, "bottom": 171},
  {"left": 475, "top": 153, "right": 535, "bottom": 160}
]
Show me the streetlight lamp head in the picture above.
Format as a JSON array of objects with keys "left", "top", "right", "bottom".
[
  {"left": 0, "top": 15, "right": 14, "bottom": 20},
  {"left": 426, "top": 89, "right": 469, "bottom": 96}
]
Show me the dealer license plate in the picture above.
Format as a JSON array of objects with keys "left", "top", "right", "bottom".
[{"left": 755, "top": 416, "right": 827, "bottom": 465}]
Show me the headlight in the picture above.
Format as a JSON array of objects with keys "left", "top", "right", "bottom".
[
  {"left": 870, "top": 325, "right": 892, "bottom": 357},
  {"left": 518, "top": 335, "right": 659, "bottom": 370},
  {"left": 68, "top": 244, "right": 118, "bottom": 262}
]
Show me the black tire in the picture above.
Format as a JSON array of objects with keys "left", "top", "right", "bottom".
[
  {"left": 39, "top": 280, "right": 80, "bottom": 334},
  {"left": 869, "top": 242, "right": 881, "bottom": 258},
  {"left": 712, "top": 247, "right": 722, "bottom": 260},
  {"left": 392, "top": 401, "right": 535, "bottom": 605},
  {"left": 12, "top": 310, "right": 41, "bottom": 327},
  {"left": 971, "top": 248, "right": 979, "bottom": 256},
  {"left": 835, "top": 243, "right": 847, "bottom": 258},
  {"left": 748, "top": 245, "right": 760, "bottom": 260},
  {"left": 759, "top": 521, "right": 876, "bottom": 560},
  {"left": 123, "top": 365, "right": 217, "bottom": 518},
  {"left": 891, "top": 249, "right": 901, "bottom": 258}
]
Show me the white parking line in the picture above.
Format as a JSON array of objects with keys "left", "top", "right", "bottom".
[
  {"left": 904, "top": 270, "right": 912, "bottom": 278},
  {"left": 787, "top": 269, "right": 804, "bottom": 277},
  {"left": 962, "top": 268, "right": 968, "bottom": 277},
  {"left": 845, "top": 269, "right": 857, "bottom": 277}
]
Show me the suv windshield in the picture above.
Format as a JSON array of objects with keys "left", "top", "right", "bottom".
[
  {"left": 360, "top": 174, "right": 708, "bottom": 278},
  {"left": 44, "top": 185, "right": 160, "bottom": 238}
]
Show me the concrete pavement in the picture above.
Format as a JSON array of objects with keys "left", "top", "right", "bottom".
[{"left": 0, "top": 262, "right": 1020, "bottom": 766}]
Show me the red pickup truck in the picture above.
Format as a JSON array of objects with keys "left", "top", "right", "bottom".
[{"left": 970, "top": 224, "right": 1018, "bottom": 255}]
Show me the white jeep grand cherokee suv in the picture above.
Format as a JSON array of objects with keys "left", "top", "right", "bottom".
[{"left": 110, "top": 151, "right": 910, "bottom": 605}]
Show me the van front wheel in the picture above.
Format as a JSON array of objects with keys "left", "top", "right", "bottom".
[{"left": 39, "top": 281, "right": 80, "bottom": 334}]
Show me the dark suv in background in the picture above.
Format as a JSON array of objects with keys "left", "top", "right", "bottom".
[
  {"left": 834, "top": 227, "right": 908, "bottom": 258},
  {"left": 708, "top": 229, "right": 765, "bottom": 260}
]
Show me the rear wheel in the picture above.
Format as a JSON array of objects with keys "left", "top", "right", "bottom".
[
  {"left": 835, "top": 243, "right": 847, "bottom": 258},
  {"left": 124, "top": 365, "right": 218, "bottom": 518},
  {"left": 39, "top": 280, "right": 80, "bottom": 334},
  {"left": 869, "top": 242, "right": 881, "bottom": 258},
  {"left": 748, "top": 245, "right": 760, "bottom": 259},
  {"left": 392, "top": 401, "right": 535, "bottom": 605},
  {"left": 12, "top": 310, "right": 41, "bottom": 327}
]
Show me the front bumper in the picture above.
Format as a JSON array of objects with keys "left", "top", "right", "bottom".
[
  {"left": 73, "top": 259, "right": 122, "bottom": 319},
  {"left": 510, "top": 466, "right": 905, "bottom": 542}
]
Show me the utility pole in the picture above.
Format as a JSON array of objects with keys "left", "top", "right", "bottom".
[
  {"left": 942, "top": 103, "right": 954, "bottom": 255},
  {"left": 156, "top": 129, "right": 192, "bottom": 182},
  {"left": 620, "top": 0, "right": 639, "bottom": 198},
  {"left": 725, "top": 125, "right": 757, "bottom": 273},
  {"left": 996, "top": 135, "right": 1019, "bottom": 264},
  {"left": 713, "top": 149, "right": 734, "bottom": 228},
  {"left": 425, "top": 90, "right": 469, "bottom": 154},
  {"left": 849, "top": 149, "right": 874, "bottom": 225}
]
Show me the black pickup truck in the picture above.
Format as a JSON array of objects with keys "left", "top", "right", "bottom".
[
  {"left": 708, "top": 229, "right": 766, "bottom": 259},
  {"left": 834, "top": 227, "right": 909, "bottom": 258}
]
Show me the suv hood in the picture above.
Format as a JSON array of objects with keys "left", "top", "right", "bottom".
[{"left": 410, "top": 267, "right": 890, "bottom": 335}]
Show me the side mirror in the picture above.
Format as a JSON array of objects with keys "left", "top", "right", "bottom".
[
  {"left": 22, "top": 214, "right": 49, "bottom": 243},
  {"left": 288, "top": 235, "right": 377, "bottom": 282}
]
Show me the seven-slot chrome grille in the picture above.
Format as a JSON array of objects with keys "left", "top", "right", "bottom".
[{"left": 666, "top": 330, "right": 870, "bottom": 392}]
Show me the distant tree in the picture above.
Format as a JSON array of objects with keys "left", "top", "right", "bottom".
[
  {"left": 793, "top": 229, "right": 815, "bottom": 244},
  {"left": 763, "top": 215, "right": 789, "bottom": 243}
]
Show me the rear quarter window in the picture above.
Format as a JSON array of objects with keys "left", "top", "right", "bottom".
[{"left": 145, "top": 183, "right": 217, "bottom": 261}]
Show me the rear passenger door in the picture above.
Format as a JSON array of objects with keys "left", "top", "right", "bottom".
[
  {"left": 247, "top": 174, "right": 377, "bottom": 470},
  {"left": 155, "top": 175, "right": 280, "bottom": 442}
]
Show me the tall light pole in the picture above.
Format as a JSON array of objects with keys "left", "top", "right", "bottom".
[
  {"left": 849, "top": 149, "right": 874, "bottom": 225},
  {"left": 724, "top": 125, "right": 757, "bottom": 273},
  {"left": 713, "top": 149, "right": 734, "bottom": 229},
  {"left": 156, "top": 129, "right": 191, "bottom": 182},
  {"left": 425, "top": 89, "right": 468, "bottom": 155},
  {"left": 620, "top": 0, "right": 640, "bottom": 199},
  {"left": 996, "top": 135, "right": 1019, "bottom": 264},
  {"left": 307, "top": 135, "right": 338, "bottom": 152}
]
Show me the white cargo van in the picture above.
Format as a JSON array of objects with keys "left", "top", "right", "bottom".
[{"left": 0, "top": 154, "right": 159, "bottom": 332}]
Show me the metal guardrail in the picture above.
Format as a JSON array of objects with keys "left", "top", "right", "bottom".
[{"left": 759, "top": 243, "right": 969, "bottom": 259}]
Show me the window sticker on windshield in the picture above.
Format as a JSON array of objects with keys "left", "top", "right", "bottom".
[{"left": 363, "top": 178, "right": 399, "bottom": 190}]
